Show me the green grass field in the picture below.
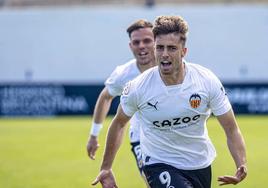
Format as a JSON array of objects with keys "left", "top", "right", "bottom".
[{"left": 0, "top": 116, "right": 267, "bottom": 188}]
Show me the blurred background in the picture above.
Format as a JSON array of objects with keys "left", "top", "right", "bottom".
[
  {"left": 0, "top": 1, "right": 268, "bottom": 188},
  {"left": 1, "top": 0, "right": 268, "bottom": 116}
]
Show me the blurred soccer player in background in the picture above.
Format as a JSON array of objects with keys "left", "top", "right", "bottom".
[
  {"left": 87, "top": 19, "right": 155, "bottom": 183},
  {"left": 92, "top": 15, "right": 247, "bottom": 188}
]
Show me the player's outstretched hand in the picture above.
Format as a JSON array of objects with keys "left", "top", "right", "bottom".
[
  {"left": 87, "top": 136, "right": 99, "bottom": 160},
  {"left": 92, "top": 169, "right": 118, "bottom": 188},
  {"left": 218, "top": 165, "right": 247, "bottom": 186}
]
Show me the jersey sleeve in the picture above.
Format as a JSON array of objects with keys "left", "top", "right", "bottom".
[
  {"left": 120, "top": 81, "right": 138, "bottom": 117},
  {"left": 209, "top": 73, "right": 232, "bottom": 116},
  {"left": 104, "top": 67, "right": 124, "bottom": 97}
]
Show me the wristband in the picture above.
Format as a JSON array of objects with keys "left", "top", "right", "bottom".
[{"left": 90, "top": 122, "right": 103, "bottom": 136}]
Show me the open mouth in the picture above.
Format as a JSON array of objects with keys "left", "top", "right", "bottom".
[
  {"left": 160, "top": 61, "right": 172, "bottom": 72},
  {"left": 161, "top": 61, "right": 172, "bottom": 67},
  {"left": 139, "top": 52, "right": 148, "bottom": 57}
]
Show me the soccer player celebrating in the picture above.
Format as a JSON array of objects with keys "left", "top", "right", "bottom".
[
  {"left": 92, "top": 15, "right": 247, "bottom": 188},
  {"left": 87, "top": 19, "right": 155, "bottom": 180}
]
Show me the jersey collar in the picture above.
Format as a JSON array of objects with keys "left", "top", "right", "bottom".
[{"left": 156, "top": 60, "right": 193, "bottom": 92}]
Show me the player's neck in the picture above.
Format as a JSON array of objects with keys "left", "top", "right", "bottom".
[
  {"left": 136, "top": 61, "right": 155, "bottom": 73},
  {"left": 160, "top": 63, "right": 186, "bottom": 86}
]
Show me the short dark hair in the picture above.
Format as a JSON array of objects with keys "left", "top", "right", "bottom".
[
  {"left": 127, "top": 19, "right": 153, "bottom": 38},
  {"left": 153, "top": 15, "right": 188, "bottom": 46}
]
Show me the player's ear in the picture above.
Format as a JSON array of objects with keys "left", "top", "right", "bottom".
[{"left": 181, "top": 47, "right": 187, "bottom": 58}]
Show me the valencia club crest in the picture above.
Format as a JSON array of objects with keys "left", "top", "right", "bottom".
[{"left": 189, "top": 93, "right": 201, "bottom": 109}]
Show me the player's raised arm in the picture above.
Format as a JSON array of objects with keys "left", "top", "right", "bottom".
[
  {"left": 92, "top": 105, "right": 131, "bottom": 187},
  {"left": 216, "top": 109, "right": 247, "bottom": 186},
  {"left": 87, "top": 87, "right": 114, "bottom": 160}
]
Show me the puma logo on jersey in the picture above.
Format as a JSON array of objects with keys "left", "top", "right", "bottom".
[{"left": 147, "top": 101, "right": 158, "bottom": 110}]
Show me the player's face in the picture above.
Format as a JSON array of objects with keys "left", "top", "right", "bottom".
[
  {"left": 129, "top": 28, "right": 155, "bottom": 66},
  {"left": 155, "top": 33, "right": 187, "bottom": 75}
]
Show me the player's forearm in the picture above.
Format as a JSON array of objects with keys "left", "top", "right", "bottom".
[
  {"left": 93, "top": 99, "right": 112, "bottom": 123},
  {"left": 100, "top": 119, "right": 127, "bottom": 170},
  {"left": 93, "top": 89, "right": 113, "bottom": 124},
  {"left": 217, "top": 110, "right": 247, "bottom": 168},
  {"left": 227, "top": 129, "right": 247, "bottom": 168}
]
